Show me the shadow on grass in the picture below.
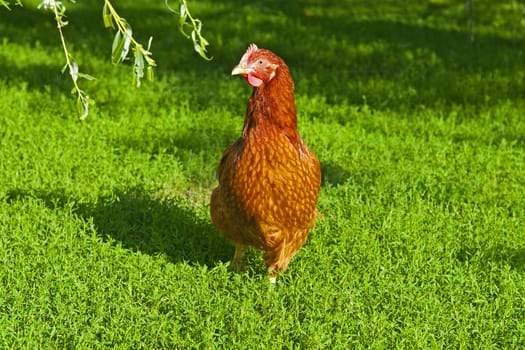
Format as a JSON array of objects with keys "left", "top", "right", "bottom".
[
  {"left": 5, "top": 187, "right": 232, "bottom": 267},
  {"left": 494, "top": 247, "right": 525, "bottom": 272},
  {"left": 321, "top": 162, "right": 351, "bottom": 186},
  {"left": 456, "top": 245, "right": 525, "bottom": 273}
]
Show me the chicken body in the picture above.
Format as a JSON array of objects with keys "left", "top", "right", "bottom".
[{"left": 211, "top": 44, "right": 321, "bottom": 281}]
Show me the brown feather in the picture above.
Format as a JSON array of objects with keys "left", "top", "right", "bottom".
[{"left": 210, "top": 45, "right": 321, "bottom": 274}]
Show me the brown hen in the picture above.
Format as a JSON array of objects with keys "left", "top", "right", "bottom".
[{"left": 210, "top": 44, "right": 321, "bottom": 283}]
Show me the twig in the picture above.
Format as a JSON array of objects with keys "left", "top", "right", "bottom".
[{"left": 39, "top": 0, "right": 93, "bottom": 120}]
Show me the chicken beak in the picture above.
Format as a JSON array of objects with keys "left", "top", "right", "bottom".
[{"left": 232, "top": 65, "right": 250, "bottom": 76}]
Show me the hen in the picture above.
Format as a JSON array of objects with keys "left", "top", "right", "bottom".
[{"left": 210, "top": 44, "right": 321, "bottom": 283}]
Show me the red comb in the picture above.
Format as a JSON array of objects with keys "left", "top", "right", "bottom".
[
  {"left": 239, "top": 43, "right": 259, "bottom": 65},
  {"left": 246, "top": 43, "right": 258, "bottom": 56}
]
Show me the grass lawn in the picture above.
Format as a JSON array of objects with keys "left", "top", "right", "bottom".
[{"left": 1, "top": 0, "right": 524, "bottom": 348}]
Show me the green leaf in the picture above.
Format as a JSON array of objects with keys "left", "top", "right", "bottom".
[
  {"left": 77, "top": 95, "right": 89, "bottom": 121},
  {"left": 191, "top": 30, "right": 196, "bottom": 45},
  {"left": 1, "top": 0, "right": 11, "bottom": 10},
  {"left": 2, "top": 0, "right": 22, "bottom": 10},
  {"left": 111, "top": 23, "right": 133, "bottom": 66},
  {"left": 111, "top": 30, "right": 124, "bottom": 64},
  {"left": 167, "top": 0, "right": 211, "bottom": 60},
  {"left": 178, "top": 3, "right": 189, "bottom": 37},
  {"left": 102, "top": 2, "right": 114, "bottom": 29},
  {"left": 146, "top": 66, "right": 154, "bottom": 82},
  {"left": 191, "top": 30, "right": 212, "bottom": 61},
  {"left": 133, "top": 48, "right": 145, "bottom": 87},
  {"left": 78, "top": 73, "right": 96, "bottom": 81},
  {"left": 179, "top": 21, "right": 189, "bottom": 38},
  {"left": 69, "top": 61, "right": 79, "bottom": 82},
  {"left": 121, "top": 23, "right": 132, "bottom": 62}
]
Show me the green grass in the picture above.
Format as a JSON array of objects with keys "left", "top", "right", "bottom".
[{"left": 1, "top": 0, "right": 524, "bottom": 348}]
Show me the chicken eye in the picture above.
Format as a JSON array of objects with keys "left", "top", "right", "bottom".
[{"left": 257, "top": 59, "right": 264, "bottom": 65}]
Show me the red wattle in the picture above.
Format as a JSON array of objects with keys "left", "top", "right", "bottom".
[{"left": 246, "top": 74, "right": 263, "bottom": 87}]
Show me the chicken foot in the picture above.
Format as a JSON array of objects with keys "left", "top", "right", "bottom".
[
  {"left": 268, "top": 269, "right": 278, "bottom": 284},
  {"left": 230, "top": 243, "right": 246, "bottom": 272}
]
